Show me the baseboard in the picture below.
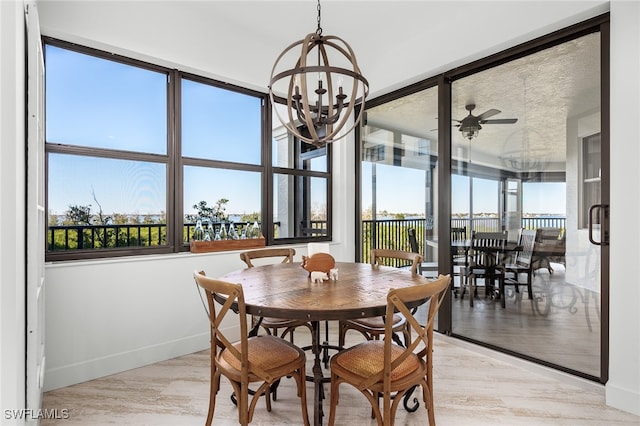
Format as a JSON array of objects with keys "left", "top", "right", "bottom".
[
  {"left": 606, "top": 382, "right": 640, "bottom": 416},
  {"left": 43, "top": 333, "right": 210, "bottom": 392}
]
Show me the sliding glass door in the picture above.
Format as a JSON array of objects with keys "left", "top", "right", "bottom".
[
  {"left": 358, "top": 17, "right": 608, "bottom": 383},
  {"left": 449, "top": 30, "right": 606, "bottom": 380}
]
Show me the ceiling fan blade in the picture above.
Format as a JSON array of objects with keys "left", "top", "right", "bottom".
[
  {"left": 482, "top": 118, "right": 518, "bottom": 124},
  {"left": 476, "top": 109, "right": 501, "bottom": 120}
]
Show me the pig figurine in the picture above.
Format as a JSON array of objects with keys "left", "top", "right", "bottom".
[
  {"left": 329, "top": 268, "right": 339, "bottom": 281},
  {"left": 310, "top": 271, "right": 329, "bottom": 284}
]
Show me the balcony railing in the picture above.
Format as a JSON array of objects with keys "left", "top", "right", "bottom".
[
  {"left": 48, "top": 223, "right": 167, "bottom": 251},
  {"left": 362, "top": 216, "right": 566, "bottom": 265},
  {"left": 48, "top": 216, "right": 566, "bottom": 253}
]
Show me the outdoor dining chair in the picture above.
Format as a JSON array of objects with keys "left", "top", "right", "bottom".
[
  {"left": 460, "top": 231, "right": 507, "bottom": 307},
  {"left": 501, "top": 228, "right": 536, "bottom": 307}
]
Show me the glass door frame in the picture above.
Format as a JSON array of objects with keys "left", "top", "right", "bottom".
[
  {"left": 439, "top": 14, "right": 610, "bottom": 384},
  {"left": 356, "top": 13, "right": 610, "bottom": 384}
]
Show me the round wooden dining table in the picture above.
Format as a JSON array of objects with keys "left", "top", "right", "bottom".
[{"left": 219, "top": 261, "right": 433, "bottom": 426}]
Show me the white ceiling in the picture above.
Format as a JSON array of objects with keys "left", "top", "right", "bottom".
[{"left": 38, "top": 1, "right": 609, "bottom": 97}]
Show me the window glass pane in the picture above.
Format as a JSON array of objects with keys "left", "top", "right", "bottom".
[
  {"left": 271, "top": 103, "right": 328, "bottom": 171},
  {"left": 451, "top": 174, "right": 470, "bottom": 221},
  {"left": 47, "top": 154, "right": 167, "bottom": 251},
  {"left": 45, "top": 45, "right": 167, "bottom": 154},
  {"left": 183, "top": 166, "right": 262, "bottom": 240},
  {"left": 272, "top": 136, "right": 328, "bottom": 172},
  {"left": 273, "top": 138, "right": 327, "bottom": 172},
  {"left": 471, "top": 177, "right": 499, "bottom": 231},
  {"left": 360, "top": 87, "right": 438, "bottom": 266},
  {"left": 182, "top": 79, "right": 261, "bottom": 164},
  {"left": 273, "top": 174, "right": 327, "bottom": 238}
]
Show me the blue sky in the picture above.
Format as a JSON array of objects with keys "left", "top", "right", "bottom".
[
  {"left": 362, "top": 162, "right": 566, "bottom": 215},
  {"left": 46, "top": 43, "right": 566, "bottom": 219}
]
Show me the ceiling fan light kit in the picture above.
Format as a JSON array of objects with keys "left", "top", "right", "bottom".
[{"left": 455, "top": 103, "right": 518, "bottom": 140}]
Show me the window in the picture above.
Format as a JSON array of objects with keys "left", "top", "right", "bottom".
[
  {"left": 359, "top": 87, "right": 439, "bottom": 263},
  {"left": 181, "top": 76, "right": 265, "bottom": 242},
  {"left": 46, "top": 42, "right": 170, "bottom": 259},
  {"left": 45, "top": 38, "right": 331, "bottom": 260},
  {"left": 271, "top": 104, "right": 331, "bottom": 240}
]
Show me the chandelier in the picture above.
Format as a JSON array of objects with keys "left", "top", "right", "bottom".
[
  {"left": 268, "top": 0, "right": 369, "bottom": 146},
  {"left": 500, "top": 76, "right": 549, "bottom": 172},
  {"left": 500, "top": 134, "right": 550, "bottom": 171}
]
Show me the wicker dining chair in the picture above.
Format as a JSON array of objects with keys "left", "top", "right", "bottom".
[
  {"left": 338, "top": 249, "right": 422, "bottom": 349},
  {"left": 328, "top": 274, "right": 451, "bottom": 426},
  {"left": 193, "top": 270, "right": 310, "bottom": 426},
  {"left": 240, "top": 248, "right": 313, "bottom": 343}
]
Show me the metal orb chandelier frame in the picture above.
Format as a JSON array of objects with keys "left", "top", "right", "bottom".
[{"left": 268, "top": 0, "right": 369, "bottom": 146}]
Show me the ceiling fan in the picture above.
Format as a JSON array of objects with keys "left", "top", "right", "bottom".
[{"left": 455, "top": 104, "right": 518, "bottom": 140}]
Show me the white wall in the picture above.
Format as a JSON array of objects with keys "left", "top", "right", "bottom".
[
  {"left": 607, "top": 0, "right": 640, "bottom": 415},
  {"left": 43, "top": 240, "right": 350, "bottom": 391},
  {"left": 0, "top": 0, "right": 27, "bottom": 423}
]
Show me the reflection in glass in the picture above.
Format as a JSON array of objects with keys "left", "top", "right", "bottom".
[
  {"left": 272, "top": 126, "right": 328, "bottom": 172},
  {"left": 273, "top": 174, "right": 327, "bottom": 238}
]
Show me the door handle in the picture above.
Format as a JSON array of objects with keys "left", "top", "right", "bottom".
[{"left": 588, "top": 204, "right": 609, "bottom": 246}]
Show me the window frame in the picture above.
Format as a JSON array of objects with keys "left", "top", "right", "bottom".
[{"left": 44, "top": 37, "right": 332, "bottom": 262}]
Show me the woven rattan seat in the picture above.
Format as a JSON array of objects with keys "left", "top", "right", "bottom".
[
  {"left": 193, "top": 270, "right": 310, "bottom": 426},
  {"left": 328, "top": 274, "right": 451, "bottom": 426},
  {"left": 334, "top": 340, "right": 421, "bottom": 381},
  {"left": 220, "top": 335, "right": 302, "bottom": 373}
]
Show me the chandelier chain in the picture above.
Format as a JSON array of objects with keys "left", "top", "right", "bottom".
[{"left": 316, "top": 0, "right": 322, "bottom": 35}]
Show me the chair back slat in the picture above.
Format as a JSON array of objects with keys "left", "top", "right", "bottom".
[
  {"left": 470, "top": 231, "right": 507, "bottom": 268},
  {"left": 451, "top": 227, "right": 467, "bottom": 242},
  {"left": 407, "top": 228, "right": 420, "bottom": 254},
  {"left": 240, "top": 248, "right": 296, "bottom": 268},
  {"left": 371, "top": 249, "right": 422, "bottom": 274},
  {"left": 379, "top": 275, "right": 451, "bottom": 388},
  {"left": 357, "top": 274, "right": 450, "bottom": 389},
  {"left": 193, "top": 271, "right": 250, "bottom": 373},
  {"left": 515, "top": 229, "right": 536, "bottom": 267},
  {"left": 389, "top": 275, "right": 450, "bottom": 355}
]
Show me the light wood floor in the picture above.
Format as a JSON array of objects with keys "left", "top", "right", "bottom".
[
  {"left": 42, "top": 323, "right": 639, "bottom": 426},
  {"left": 450, "top": 263, "right": 601, "bottom": 377}
]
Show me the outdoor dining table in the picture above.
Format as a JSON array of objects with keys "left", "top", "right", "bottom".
[{"left": 218, "top": 260, "right": 433, "bottom": 426}]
